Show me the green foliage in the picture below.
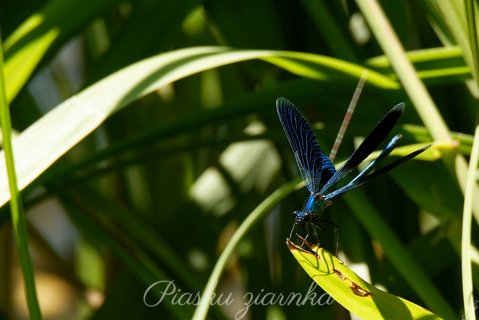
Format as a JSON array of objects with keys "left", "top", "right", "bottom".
[
  {"left": 288, "top": 240, "right": 442, "bottom": 320},
  {"left": 0, "top": 0, "right": 478, "bottom": 319}
]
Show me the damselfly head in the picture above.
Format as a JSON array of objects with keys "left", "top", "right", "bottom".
[
  {"left": 293, "top": 211, "right": 316, "bottom": 225},
  {"left": 292, "top": 211, "right": 306, "bottom": 225}
]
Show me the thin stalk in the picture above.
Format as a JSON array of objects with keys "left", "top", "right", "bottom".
[
  {"left": 192, "top": 179, "right": 300, "bottom": 320},
  {"left": 465, "top": 0, "right": 479, "bottom": 88},
  {"left": 0, "top": 33, "right": 42, "bottom": 319},
  {"left": 461, "top": 125, "right": 479, "bottom": 320}
]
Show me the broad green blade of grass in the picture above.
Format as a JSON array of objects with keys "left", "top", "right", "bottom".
[
  {"left": 262, "top": 52, "right": 398, "bottom": 88},
  {"left": 0, "top": 46, "right": 398, "bottom": 209},
  {"left": 3, "top": 0, "right": 122, "bottom": 102},
  {"left": 403, "top": 124, "right": 473, "bottom": 154},
  {"left": 31, "top": 77, "right": 398, "bottom": 188},
  {"left": 365, "top": 143, "right": 442, "bottom": 162},
  {"left": 367, "top": 46, "right": 471, "bottom": 85},
  {"left": 287, "top": 240, "right": 442, "bottom": 320}
]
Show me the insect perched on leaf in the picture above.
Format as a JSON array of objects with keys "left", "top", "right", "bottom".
[{"left": 276, "top": 97, "right": 430, "bottom": 252}]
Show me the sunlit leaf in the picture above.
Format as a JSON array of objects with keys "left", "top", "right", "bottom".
[{"left": 288, "top": 239, "right": 442, "bottom": 320}]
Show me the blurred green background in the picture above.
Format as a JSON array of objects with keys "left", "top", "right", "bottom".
[{"left": 0, "top": 0, "right": 478, "bottom": 319}]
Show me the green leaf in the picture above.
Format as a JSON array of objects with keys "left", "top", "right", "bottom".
[
  {"left": 366, "top": 46, "right": 471, "bottom": 85},
  {"left": 287, "top": 239, "right": 443, "bottom": 320},
  {"left": 4, "top": 0, "right": 122, "bottom": 101},
  {"left": 0, "top": 46, "right": 399, "bottom": 209}
]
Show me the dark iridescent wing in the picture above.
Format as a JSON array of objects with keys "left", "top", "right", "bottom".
[
  {"left": 320, "top": 103, "right": 405, "bottom": 194},
  {"left": 324, "top": 143, "right": 430, "bottom": 201},
  {"left": 347, "top": 134, "right": 403, "bottom": 184},
  {"left": 276, "top": 98, "right": 335, "bottom": 194}
]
